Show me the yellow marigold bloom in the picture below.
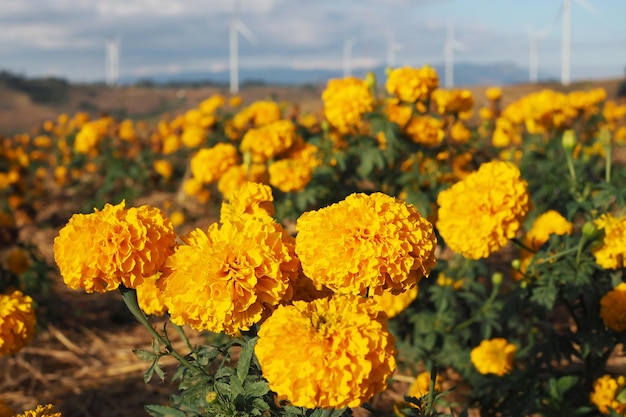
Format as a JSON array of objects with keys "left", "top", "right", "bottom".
[
  {"left": 190, "top": 143, "right": 239, "bottom": 184},
  {"left": 217, "top": 163, "right": 268, "bottom": 198},
  {"left": 437, "top": 160, "right": 529, "bottom": 260},
  {"left": 405, "top": 116, "right": 445, "bottom": 146},
  {"left": 594, "top": 213, "right": 626, "bottom": 269},
  {"left": 370, "top": 286, "right": 418, "bottom": 318},
  {"left": 255, "top": 294, "right": 397, "bottom": 409},
  {"left": 181, "top": 125, "right": 206, "bottom": 148},
  {"left": 591, "top": 375, "right": 626, "bottom": 415},
  {"left": 385, "top": 65, "right": 439, "bottom": 103},
  {"left": 162, "top": 214, "right": 299, "bottom": 335},
  {"left": 432, "top": 89, "right": 474, "bottom": 115},
  {"left": 296, "top": 192, "right": 437, "bottom": 296},
  {"left": 240, "top": 120, "right": 296, "bottom": 162},
  {"left": 54, "top": 201, "right": 176, "bottom": 293},
  {"left": 136, "top": 273, "right": 167, "bottom": 316},
  {"left": 118, "top": 119, "right": 136, "bottom": 141},
  {"left": 322, "top": 76, "right": 374, "bottom": 134},
  {"left": 15, "top": 404, "right": 61, "bottom": 417},
  {"left": 0, "top": 290, "right": 36, "bottom": 355},
  {"left": 162, "top": 134, "right": 181, "bottom": 155},
  {"left": 199, "top": 94, "right": 225, "bottom": 114},
  {"left": 182, "top": 177, "right": 203, "bottom": 196},
  {"left": 6, "top": 246, "right": 30, "bottom": 275},
  {"left": 408, "top": 371, "right": 442, "bottom": 398},
  {"left": 470, "top": 338, "right": 516, "bottom": 376},
  {"left": 522, "top": 210, "right": 572, "bottom": 251},
  {"left": 600, "top": 283, "right": 626, "bottom": 332},
  {"left": 153, "top": 159, "right": 173, "bottom": 180},
  {"left": 486, "top": 87, "right": 502, "bottom": 101},
  {"left": 269, "top": 159, "right": 313, "bottom": 193},
  {"left": 449, "top": 120, "right": 471, "bottom": 143},
  {"left": 436, "top": 273, "right": 463, "bottom": 290},
  {"left": 169, "top": 210, "right": 185, "bottom": 227},
  {"left": 229, "top": 95, "right": 242, "bottom": 107},
  {"left": 233, "top": 101, "right": 282, "bottom": 129},
  {"left": 220, "top": 181, "right": 275, "bottom": 223},
  {"left": 74, "top": 122, "right": 102, "bottom": 154},
  {"left": 384, "top": 98, "right": 413, "bottom": 127}
]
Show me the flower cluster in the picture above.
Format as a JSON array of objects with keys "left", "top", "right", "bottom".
[
  {"left": 0, "top": 289, "right": 36, "bottom": 355},
  {"left": 190, "top": 143, "right": 239, "bottom": 184},
  {"left": 470, "top": 338, "right": 517, "bottom": 376},
  {"left": 295, "top": 192, "right": 437, "bottom": 296},
  {"left": 405, "top": 115, "right": 445, "bottom": 146},
  {"left": 255, "top": 294, "right": 396, "bottom": 409},
  {"left": 437, "top": 160, "right": 530, "bottom": 259},
  {"left": 322, "top": 76, "right": 374, "bottom": 134},
  {"left": 240, "top": 120, "right": 297, "bottom": 162},
  {"left": 54, "top": 201, "right": 176, "bottom": 292}
]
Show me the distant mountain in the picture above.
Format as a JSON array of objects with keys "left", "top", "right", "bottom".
[{"left": 120, "top": 62, "right": 554, "bottom": 88}]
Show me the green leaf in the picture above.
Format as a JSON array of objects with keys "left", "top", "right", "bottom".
[
  {"left": 144, "top": 358, "right": 165, "bottom": 384},
  {"left": 144, "top": 404, "right": 187, "bottom": 417},
  {"left": 133, "top": 348, "right": 157, "bottom": 362},
  {"left": 245, "top": 380, "right": 270, "bottom": 397},
  {"left": 237, "top": 337, "right": 258, "bottom": 382}
]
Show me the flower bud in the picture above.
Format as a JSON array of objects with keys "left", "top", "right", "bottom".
[
  {"left": 205, "top": 391, "right": 218, "bottom": 404},
  {"left": 492, "top": 272, "right": 503, "bottom": 286},
  {"left": 562, "top": 130, "right": 577, "bottom": 151},
  {"left": 365, "top": 71, "right": 377, "bottom": 90},
  {"left": 582, "top": 221, "right": 598, "bottom": 239},
  {"left": 511, "top": 259, "right": 522, "bottom": 271},
  {"left": 598, "top": 126, "right": 612, "bottom": 148}
]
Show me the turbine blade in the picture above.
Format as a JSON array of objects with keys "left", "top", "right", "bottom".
[
  {"left": 235, "top": 20, "right": 258, "bottom": 44},
  {"left": 574, "top": 0, "right": 601, "bottom": 17}
]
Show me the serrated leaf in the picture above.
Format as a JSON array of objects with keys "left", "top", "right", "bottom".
[
  {"left": 244, "top": 380, "right": 270, "bottom": 397},
  {"left": 133, "top": 348, "right": 157, "bottom": 362},
  {"left": 237, "top": 337, "right": 258, "bottom": 382}
]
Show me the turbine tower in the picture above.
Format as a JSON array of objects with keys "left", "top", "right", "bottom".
[
  {"left": 343, "top": 39, "right": 356, "bottom": 77},
  {"left": 105, "top": 36, "right": 120, "bottom": 86},
  {"left": 444, "top": 20, "right": 465, "bottom": 89},
  {"left": 526, "top": 25, "right": 551, "bottom": 83},
  {"left": 229, "top": 0, "right": 257, "bottom": 94},
  {"left": 560, "top": 0, "right": 599, "bottom": 86},
  {"left": 386, "top": 29, "right": 403, "bottom": 69}
]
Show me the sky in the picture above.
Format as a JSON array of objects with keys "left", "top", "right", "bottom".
[{"left": 1, "top": 0, "right": 625, "bottom": 83}]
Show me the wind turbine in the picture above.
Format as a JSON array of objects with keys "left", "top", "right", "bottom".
[
  {"left": 526, "top": 25, "right": 551, "bottom": 83},
  {"left": 229, "top": 0, "right": 257, "bottom": 94},
  {"left": 386, "top": 29, "right": 403, "bottom": 69},
  {"left": 560, "top": 0, "right": 599, "bottom": 86},
  {"left": 105, "top": 36, "right": 120, "bottom": 86},
  {"left": 444, "top": 20, "right": 465, "bottom": 89},
  {"left": 343, "top": 39, "right": 356, "bottom": 77}
]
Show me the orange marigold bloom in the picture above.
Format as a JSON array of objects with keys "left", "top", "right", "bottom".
[
  {"left": 217, "top": 163, "right": 268, "bottom": 198},
  {"left": 449, "top": 120, "right": 472, "bottom": 143},
  {"left": 593, "top": 213, "right": 626, "bottom": 269},
  {"left": 590, "top": 375, "right": 626, "bottom": 415},
  {"left": 220, "top": 182, "right": 275, "bottom": 223},
  {"left": 0, "top": 289, "right": 36, "bottom": 355},
  {"left": 190, "top": 143, "right": 239, "bottom": 184},
  {"left": 255, "top": 294, "right": 397, "bottom": 409},
  {"left": 322, "top": 76, "right": 374, "bottom": 134},
  {"left": 295, "top": 192, "right": 437, "bottom": 296},
  {"left": 136, "top": 273, "right": 167, "bottom": 316},
  {"left": 522, "top": 210, "right": 573, "bottom": 251},
  {"left": 385, "top": 65, "right": 439, "bottom": 103},
  {"left": 436, "top": 160, "right": 530, "bottom": 260},
  {"left": 162, "top": 214, "right": 299, "bottom": 335},
  {"left": 54, "top": 201, "right": 176, "bottom": 293},
  {"left": 485, "top": 87, "right": 502, "bottom": 101},
  {"left": 370, "top": 286, "right": 418, "bottom": 318},
  {"left": 408, "top": 371, "right": 442, "bottom": 399},
  {"left": 600, "top": 283, "right": 626, "bottom": 332},
  {"left": 153, "top": 159, "right": 173, "bottom": 180},
  {"left": 470, "top": 338, "right": 516, "bottom": 376}
]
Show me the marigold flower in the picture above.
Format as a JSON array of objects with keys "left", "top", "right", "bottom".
[
  {"left": 217, "top": 163, "right": 268, "bottom": 198},
  {"left": 408, "top": 371, "right": 442, "bottom": 398},
  {"left": 181, "top": 125, "right": 206, "bottom": 148},
  {"left": 240, "top": 120, "right": 296, "bottom": 162},
  {"left": 322, "top": 77, "right": 374, "bottom": 134},
  {"left": 220, "top": 182, "right": 275, "bottom": 223},
  {"left": 522, "top": 210, "right": 573, "bottom": 251},
  {"left": 405, "top": 116, "right": 445, "bottom": 146},
  {"left": 162, "top": 214, "right": 299, "bottom": 335},
  {"left": 296, "top": 192, "right": 437, "bottom": 296},
  {"left": 153, "top": 159, "right": 173, "bottom": 180},
  {"left": 54, "top": 201, "right": 176, "bottom": 293},
  {"left": 449, "top": 120, "right": 471, "bottom": 143},
  {"left": 485, "top": 87, "right": 502, "bottom": 101},
  {"left": 593, "top": 213, "right": 626, "bottom": 269},
  {"left": 255, "top": 294, "right": 397, "bottom": 409},
  {"left": 0, "top": 289, "right": 36, "bottom": 355},
  {"left": 370, "top": 286, "right": 418, "bottom": 318},
  {"left": 436, "top": 160, "right": 530, "bottom": 260},
  {"left": 385, "top": 65, "right": 439, "bottom": 103},
  {"left": 590, "top": 374, "right": 626, "bottom": 415},
  {"left": 269, "top": 159, "right": 313, "bottom": 193},
  {"left": 136, "top": 273, "right": 167, "bottom": 316},
  {"left": 15, "top": 404, "right": 61, "bottom": 417},
  {"left": 190, "top": 143, "right": 239, "bottom": 184},
  {"left": 470, "top": 338, "right": 516, "bottom": 376},
  {"left": 384, "top": 98, "right": 413, "bottom": 127},
  {"left": 600, "top": 283, "right": 626, "bottom": 332}
]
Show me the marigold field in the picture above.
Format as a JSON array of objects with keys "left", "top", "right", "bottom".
[{"left": 3, "top": 67, "right": 626, "bottom": 417}]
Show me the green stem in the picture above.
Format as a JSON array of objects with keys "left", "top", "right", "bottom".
[
  {"left": 119, "top": 286, "right": 197, "bottom": 373},
  {"left": 320, "top": 409, "right": 335, "bottom": 417},
  {"left": 541, "top": 246, "right": 579, "bottom": 263},
  {"left": 172, "top": 322, "right": 193, "bottom": 351},
  {"left": 511, "top": 238, "right": 535, "bottom": 254},
  {"left": 605, "top": 144, "right": 612, "bottom": 183},
  {"left": 565, "top": 151, "right": 577, "bottom": 183}
]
